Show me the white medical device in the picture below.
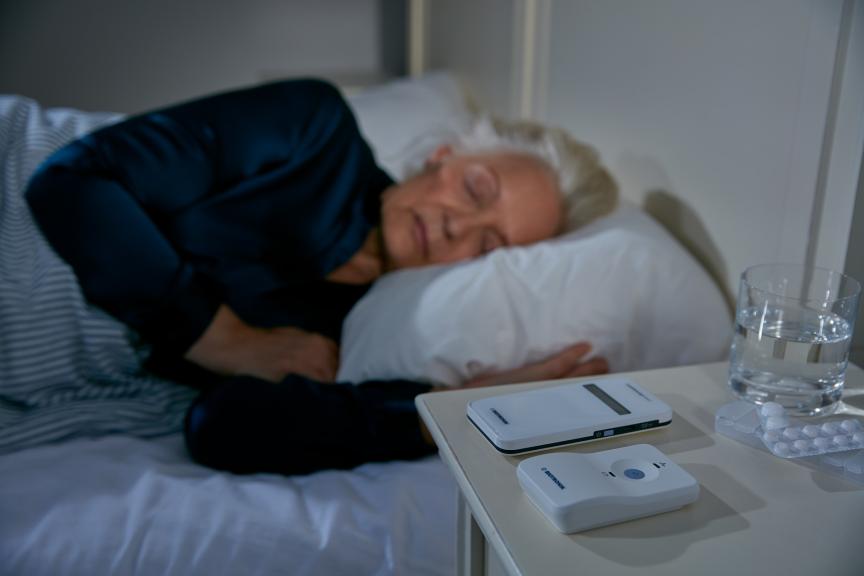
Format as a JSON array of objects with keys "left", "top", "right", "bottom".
[
  {"left": 517, "top": 444, "right": 699, "bottom": 533},
  {"left": 466, "top": 379, "right": 672, "bottom": 453}
]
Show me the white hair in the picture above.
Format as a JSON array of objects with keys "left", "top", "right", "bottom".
[{"left": 449, "top": 116, "right": 618, "bottom": 232}]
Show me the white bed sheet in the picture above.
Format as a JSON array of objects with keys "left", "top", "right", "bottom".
[{"left": 0, "top": 436, "right": 456, "bottom": 576}]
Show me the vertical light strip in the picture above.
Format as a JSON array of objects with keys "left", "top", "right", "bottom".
[
  {"left": 408, "top": 0, "right": 427, "bottom": 77},
  {"left": 519, "top": 0, "right": 538, "bottom": 119},
  {"left": 805, "top": 0, "right": 854, "bottom": 268},
  {"left": 532, "top": 0, "right": 552, "bottom": 122}
]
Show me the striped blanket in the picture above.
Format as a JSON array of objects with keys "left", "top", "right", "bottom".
[{"left": 0, "top": 96, "right": 198, "bottom": 454}]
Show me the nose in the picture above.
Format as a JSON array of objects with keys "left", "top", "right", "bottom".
[{"left": 444, "top": 209, "right": 486, "bottom": 242}]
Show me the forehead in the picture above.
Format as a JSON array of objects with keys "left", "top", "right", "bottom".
[{"left": 465, "top": 150, "right": 553, "bottom": 176}]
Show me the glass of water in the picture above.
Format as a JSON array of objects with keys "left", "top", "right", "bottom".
[{"left": 729, "top": 263, "right": 861, "bottom": 415}]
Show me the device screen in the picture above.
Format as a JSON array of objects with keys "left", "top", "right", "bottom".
[{"left": 583, "top": 384, "right": 631, "bottom": 415}]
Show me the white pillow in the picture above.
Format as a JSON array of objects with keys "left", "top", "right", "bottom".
[
  {"left": 338, "top": 203, "right": 732, "bottom": 386},
  {"left": 346, "top": 72, "right": 474, "bottom": 179}
]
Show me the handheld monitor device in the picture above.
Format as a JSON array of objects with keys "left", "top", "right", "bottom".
[
  {"left": 517, "top": 444, "right": 699, "bottom": 533},
  {"left": 466, "top": 378, "right": 672, "bottom": 453}
]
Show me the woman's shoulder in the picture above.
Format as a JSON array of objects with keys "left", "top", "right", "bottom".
[{"left": 248, "top": 77, "right": 347, "bottom": 112}]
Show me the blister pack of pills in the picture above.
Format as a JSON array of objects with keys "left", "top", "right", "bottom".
[
  {"left": 716, "top": 401, "right": 864, "bottom": 486},
  {"left": 755, "top": 402, "right": 864, "bottom": 458}
]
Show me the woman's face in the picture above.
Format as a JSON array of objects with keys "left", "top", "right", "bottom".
[{"left": 380, "top": 147, "right": 562, "bottom": 270}]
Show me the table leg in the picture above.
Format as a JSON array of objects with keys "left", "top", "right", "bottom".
[{"left": 456, "top": 495, "right": 486, "bottom": 576}]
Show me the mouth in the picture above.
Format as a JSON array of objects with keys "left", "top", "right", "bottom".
[{"left": 412, "top": 211, "right": 430, "bottom": 260}]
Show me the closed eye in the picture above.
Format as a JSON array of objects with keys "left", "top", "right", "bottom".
[{"left": 464, "top": 164, "right": 499, "bottom": 206}]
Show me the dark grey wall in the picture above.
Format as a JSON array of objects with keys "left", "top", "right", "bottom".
[{"left": 0, "top": 0, "right": 406, "bottom": 114}]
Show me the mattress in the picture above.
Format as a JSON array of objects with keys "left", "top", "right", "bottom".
[{"left": 0, "top": 435, "right": 457, "bottom": 575}]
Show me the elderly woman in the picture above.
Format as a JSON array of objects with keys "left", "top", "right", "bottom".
[{"left": 25, "top": 79, "right": 617, "bottom": 475}]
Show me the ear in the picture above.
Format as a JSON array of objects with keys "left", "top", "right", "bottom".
[{"left": 424, "top": 144, "right": 454, "bottom": 169}]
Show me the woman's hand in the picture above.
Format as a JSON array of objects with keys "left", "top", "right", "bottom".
[
  {"left": 185, "top": 304, "right": 339, "bottom": 383},
  {"left": 460, "top": 342, "right": 609, "bottom": 389}
]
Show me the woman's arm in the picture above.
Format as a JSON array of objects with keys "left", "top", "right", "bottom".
[
  {"left": 26, "top": 141, "right": 223, "bottom": 355},
  {"left": 185, "top": 374, "right": 436, "bottom": 475},
  {"left": 184, "top": 342, "right": 609, "bottom": 475},
  {"left": 186, "top": 303, "right": 340, "bottom": 382},
  {"left": 25, "top": 79, "right": 353, "bottom": 357}
]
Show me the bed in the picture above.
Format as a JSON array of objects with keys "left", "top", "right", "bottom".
[{"left": 0, "top": 73, "right": 731, "bottom": 575}]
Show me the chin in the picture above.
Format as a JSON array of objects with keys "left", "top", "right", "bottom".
[{"left": 385, "top": 248, "right": 422, "bottom": 271}]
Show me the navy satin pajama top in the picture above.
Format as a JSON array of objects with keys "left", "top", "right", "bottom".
[{"left": 26, "top": 79, "right": 435, "bottom": 475}]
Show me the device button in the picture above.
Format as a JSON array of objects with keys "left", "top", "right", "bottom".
[
  {"left": 624, "top": 468, "right": 645, "bottom": 480},
  {"left": 610, "top": 458, "right": 660, "bottom": 481}
]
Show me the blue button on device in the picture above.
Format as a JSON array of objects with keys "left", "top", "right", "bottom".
[{"left": 624, "top": 468, "right": 645, "bottom": 480}]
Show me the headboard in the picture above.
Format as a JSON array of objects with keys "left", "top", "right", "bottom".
[{"left": 410, "top": 0, "right": 864, "bottom": 304}]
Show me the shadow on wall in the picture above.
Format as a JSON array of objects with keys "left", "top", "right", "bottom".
[
  {"left": 613, "top": 152, "right": 734, "bottom": 313},
  {"left": 644, "top": 190, "right": 734, "bottom": 314}
]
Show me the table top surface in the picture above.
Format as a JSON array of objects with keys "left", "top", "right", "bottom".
[{"left": 417, "top": 362, "right": 864, "bottom": 576}]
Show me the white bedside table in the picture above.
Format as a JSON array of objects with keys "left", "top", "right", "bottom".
[{"left": 416, "top": 362, "right": 864, "bottom": 576}]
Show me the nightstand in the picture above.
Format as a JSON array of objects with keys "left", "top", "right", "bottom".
[{"left": 416, "top": 362, "right": 864, "bottom": 576}]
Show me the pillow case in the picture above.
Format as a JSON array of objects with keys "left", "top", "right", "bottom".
[
  {"left": 338, "top": 203, "right": 732, "bottom": 386},
  {"left": 346, "top": 72, "right": 475, "bottom": 179}
]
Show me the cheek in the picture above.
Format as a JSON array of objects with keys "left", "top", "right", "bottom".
[
  {"left": 431, "top": 238, "right": 479, "bottom": 265},
  {"left": 508, "top": 188, "right": 563, "bottom": 244},
  {"left": 379, "top": 206, "right": 417, "bottom": 268},
  {"left": 429, "top": 164, "right": 466, "bottom": 204},
  {"left": 380, "top": 205, "right": 404, "bottom": 248}
]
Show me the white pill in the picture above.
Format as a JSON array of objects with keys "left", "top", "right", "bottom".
[
  {"left": 783, "top": 427, "right": 801, "bottom": 440},
  {"left": 814, "top": 437, "right": 831, "bottom": 450},
  {"left": 833, "top": 435, "right": 850, "bottom": 446},
  {"left": 774, "top": 442, "right": 791, "bottom": 456},
  {"left": 841, "top": 419, "right": 861, "bottom": 433},
  {"left": 761, "top": 402, "right": 785, "bottom": 418},
  {"left": 822, "top": 422, "right": 840, "bottom": 435},
  {"left": 793, "top": 440, "right": 810, "bottom": 452},
  {"left": 853, "top": 432, "right": 864, "bottom": 444},
  {"left": 802, "top": 425, "right": 821, "bottom": 438},
  {"left": 763, "top": 430, "right": 782, "bottom": 443},
  {"left": 765, "top": 416, "right": 788, "bottom": 430}
]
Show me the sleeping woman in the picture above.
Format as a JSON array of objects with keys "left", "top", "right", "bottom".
[{"left": 24, "top": 79, "right": 617, "bottom": 475}]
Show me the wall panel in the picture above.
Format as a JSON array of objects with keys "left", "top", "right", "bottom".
[{"left": 0, "top": 0, "right": 399, "bottom": 113}]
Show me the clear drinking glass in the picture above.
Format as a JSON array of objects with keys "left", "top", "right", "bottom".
[{"left": 728, "top": 263, "right": 861, "bottom": 415}]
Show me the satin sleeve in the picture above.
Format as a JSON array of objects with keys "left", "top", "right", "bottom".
[
  {"left": 184, "top": 375, "right": 437, "bottom": 475},
  {"left": 25, "top": 79, "right": 353, "bottom": 354}
]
